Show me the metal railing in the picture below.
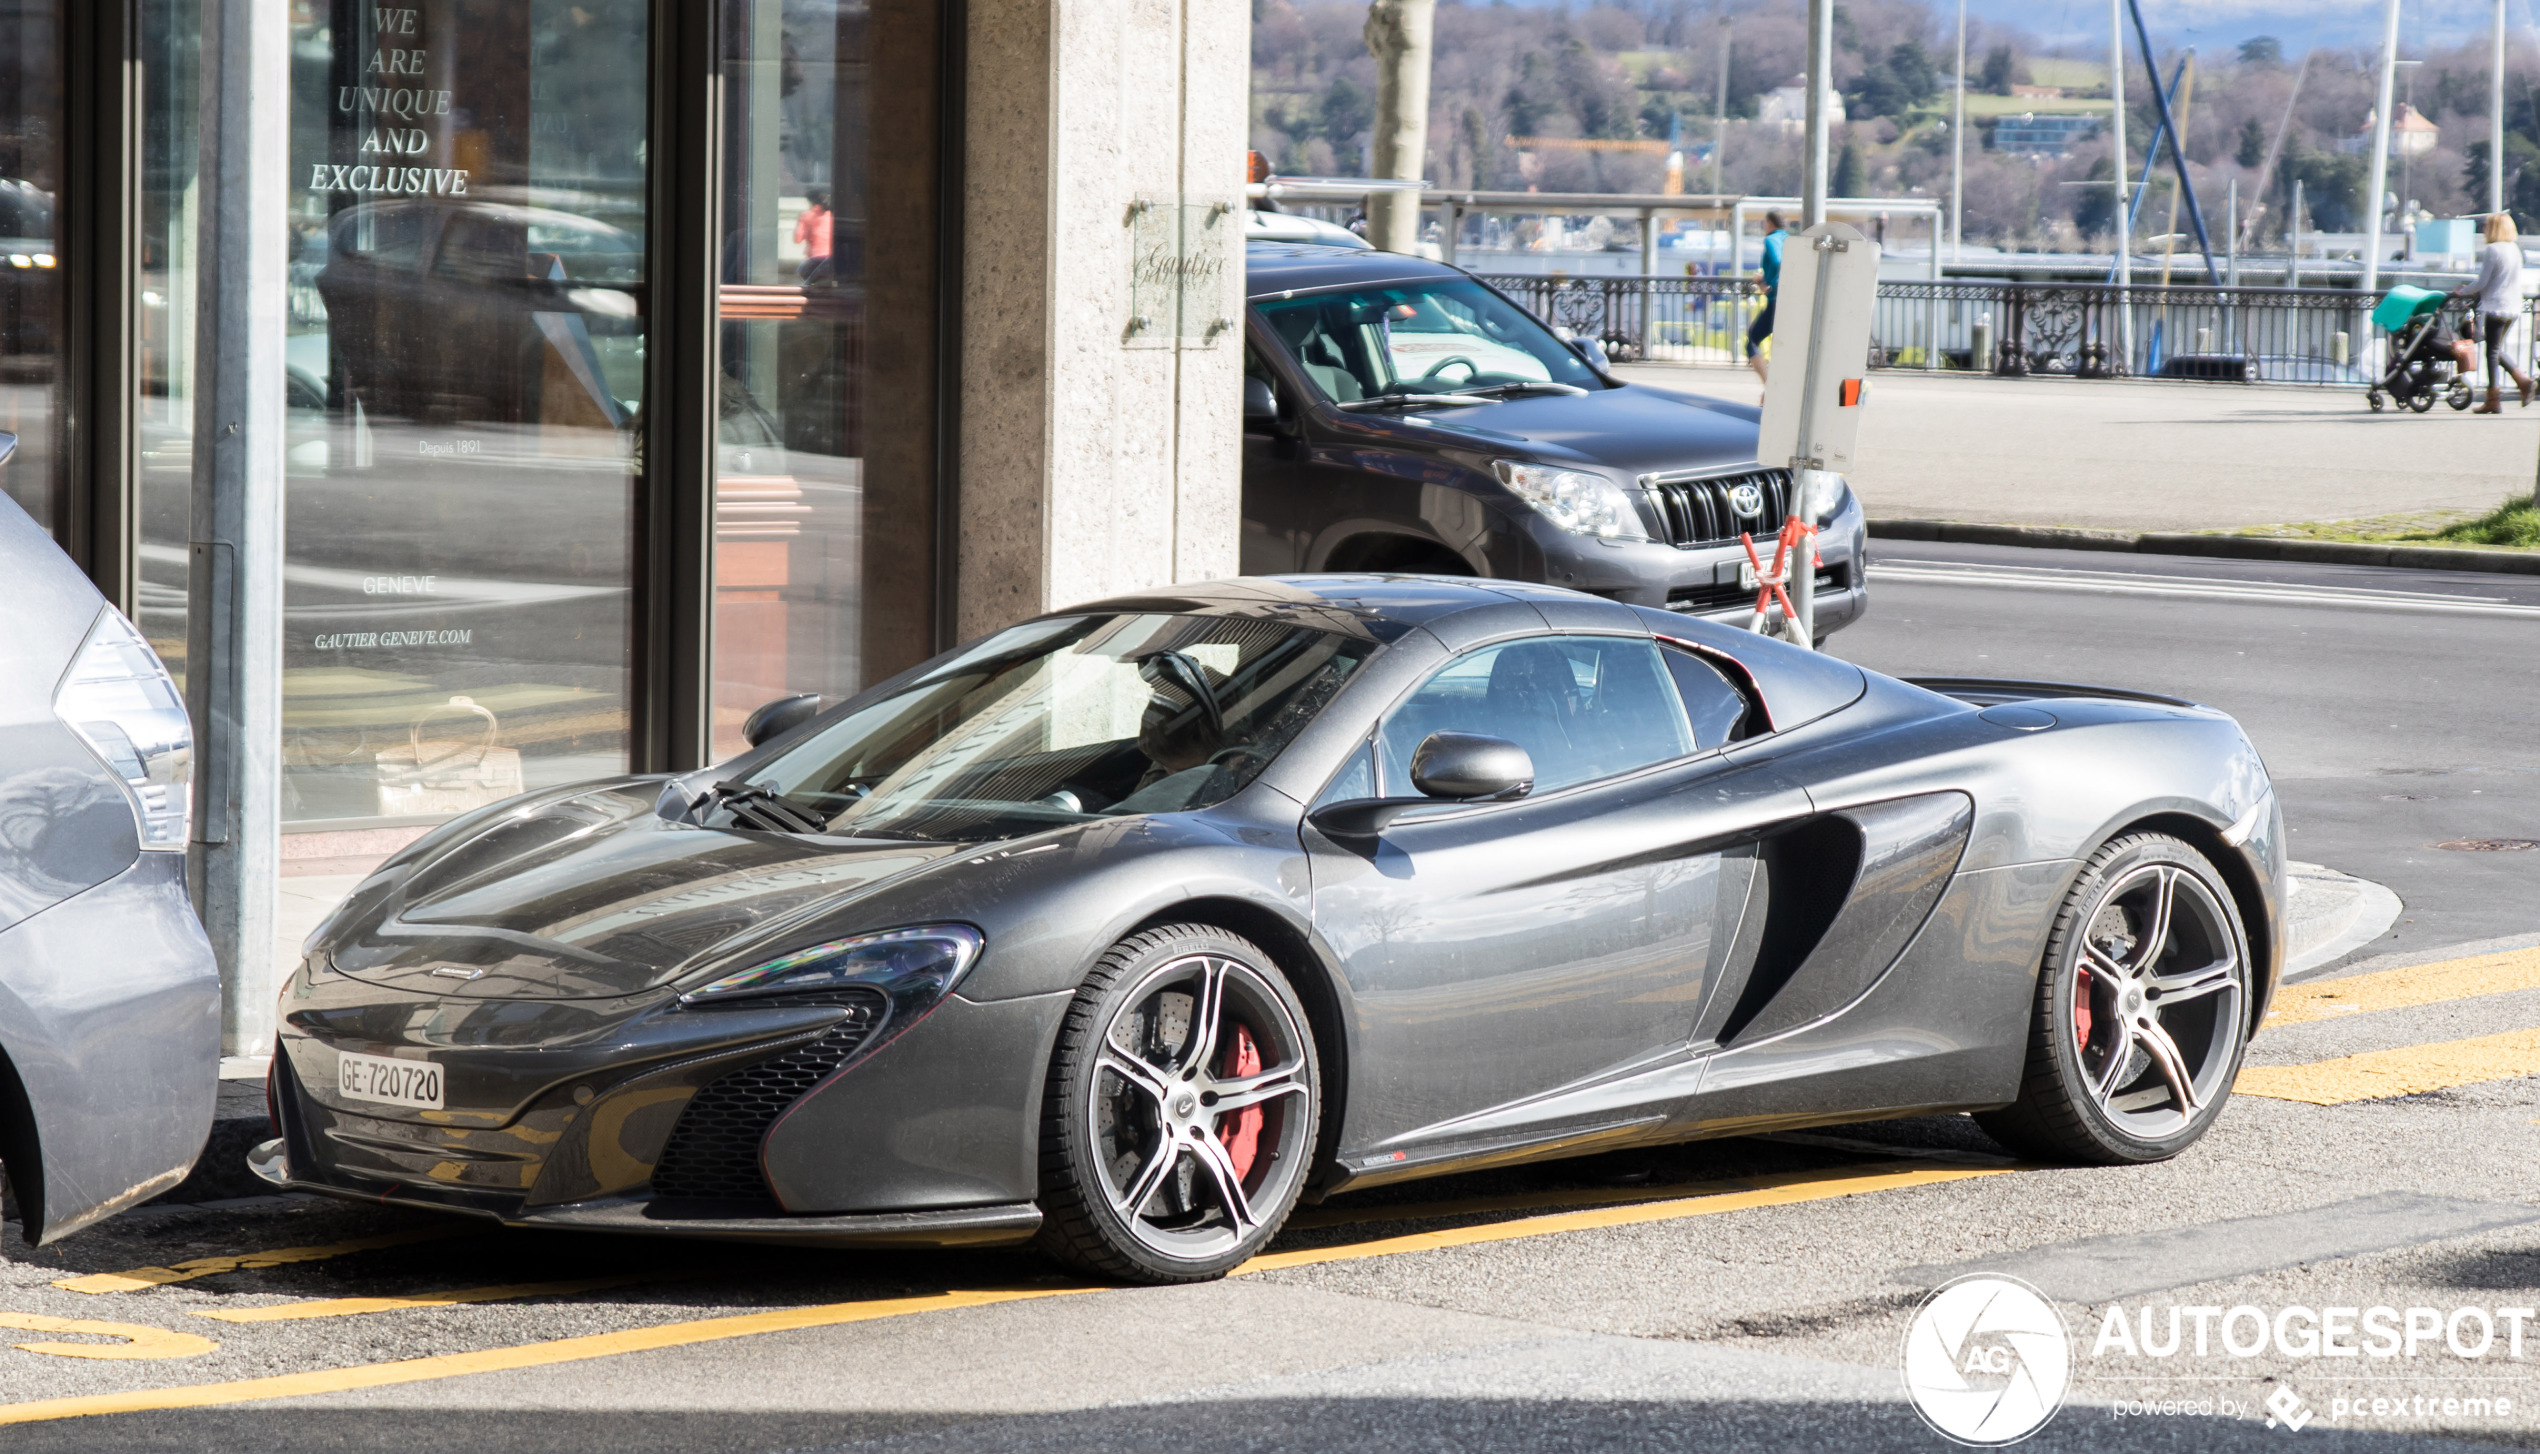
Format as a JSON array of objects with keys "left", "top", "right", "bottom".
[{"left": 1475, "top": 273, "right": 2540, "bottom": 388}]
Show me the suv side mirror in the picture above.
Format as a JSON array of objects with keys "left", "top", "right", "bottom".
[
  {"left": 1242, "top": 377, "right": 1279, "bottom": 431},
  {"left": 1309, "top": 731, "right": 1534, "bottom": 839},
  {"left": 741, "top": 692, "right": 822, "bottom": 748}
]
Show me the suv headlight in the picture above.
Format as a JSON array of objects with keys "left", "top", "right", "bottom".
[
  {"left": 1492, "top": 460, "right": 1648, "bottom": 541},
  {"left": 54, "top": 610, "right": 191, "bottom": 851},
  {"left": 683, "top": 924, "right": 984, "bottom": 1004}
]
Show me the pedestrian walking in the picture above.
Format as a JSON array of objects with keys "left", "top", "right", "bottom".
[
  {"left": 1747, "top": 210, "right": 1788, "bottom": 386},
  {"left": 2453, "top": 212, "right": 2533, "bottom": 413}
]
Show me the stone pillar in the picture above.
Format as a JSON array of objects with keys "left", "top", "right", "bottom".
[{"left": 958, "top": 0, "right": 1247, "bottom": 638}]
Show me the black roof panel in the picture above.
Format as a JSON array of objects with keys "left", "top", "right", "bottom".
[{"left": 1243, "top": 242, "right": 1470, "bottom": 300}]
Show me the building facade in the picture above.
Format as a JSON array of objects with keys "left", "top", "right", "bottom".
[{"left": 0, "top": 0, "right": 1246, "bottom": 1048}]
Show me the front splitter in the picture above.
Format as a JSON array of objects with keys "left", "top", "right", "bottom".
[{"left": 247, "top": 1138, "right": 1044, "bottom": 1249}]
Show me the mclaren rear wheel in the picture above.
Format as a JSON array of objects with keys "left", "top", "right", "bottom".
[
  {"left": 1035, "top": 924, "right": 1320, "bottom": 1283},
  {"left": 1977, "top": 833, "right": 2251, "bottom": 1165}
]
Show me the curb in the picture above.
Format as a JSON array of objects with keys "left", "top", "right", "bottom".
[{"left": 1868, "top": 518, "right": 2540, "bottom": 576}]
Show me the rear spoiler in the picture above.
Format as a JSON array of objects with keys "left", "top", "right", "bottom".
[{"left": 1906, "top": 677, "right": 2203, "bottom": 711}]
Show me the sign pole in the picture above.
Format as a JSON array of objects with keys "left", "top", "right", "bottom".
[{"left": 1753, "top": 221, "right": 1881, "bottom": 651}]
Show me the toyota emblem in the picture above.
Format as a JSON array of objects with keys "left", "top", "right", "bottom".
[{"left": 1727, "top": 482, "right": 1765, "bottom": 518}]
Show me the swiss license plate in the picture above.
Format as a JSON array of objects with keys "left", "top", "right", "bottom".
[
  {"left": 337, "top": 1050, "right": 444, "bottom": 1110},
  {"left": 1738, "top": 561, "right": 1761, "bottom": 590}
]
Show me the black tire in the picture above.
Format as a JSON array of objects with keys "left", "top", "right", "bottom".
[
  {"left": 1035, "top": 924, "right": 1320, "bottom": 1283},
  {"left": 2448, "top": 381, "right": 2475, "bottom": 411},
  {"left": 1976, "top": 833, "right": 2251, "bottom": 1166},
  {"left": 2367, "top": 390, "right": 2386, "bottom": 411},
  {"left": 2407, "top": 389, "right": 2436, "bottom": 413}
]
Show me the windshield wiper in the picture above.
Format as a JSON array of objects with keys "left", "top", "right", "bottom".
[
  {"left": 1337, "top": 392, "right": 1496, "bottom": 411},
  {"left": 703, "top": 780, "right": 828, "bottom": 834},
  {"left": 1458, "top": 380, "right": 1590, "bottom": 398}
]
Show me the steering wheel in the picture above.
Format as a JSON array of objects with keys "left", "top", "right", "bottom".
[{"left": 1420, "top": 356, "right": 1480, "bottom": 384}]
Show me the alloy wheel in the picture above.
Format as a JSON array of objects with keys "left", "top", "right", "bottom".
[
  {"left": 1087, "top": 952, "right": 1314, "bottom": 1263},
  {"left": 2069, "top": 862, "right": 2246, "bottom": 1139}
]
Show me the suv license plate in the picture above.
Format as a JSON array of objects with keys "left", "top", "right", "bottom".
[
  {"left": 1738, "top": 562, "right": 1760, "bottom": 590},
  {"left": 337, "top": 1050, "right": 444, "bottom": 1110}
]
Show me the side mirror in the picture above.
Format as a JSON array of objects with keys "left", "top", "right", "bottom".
[
  {"left": 1308, "top": 731, "right": 1534, "bottom": 839},
  {"left": 741, "top": 692, "right": 822, "bottom": 748},
  {"left": 0, "top": 431, "right": 16, "bottom": 466},
  {"left": 1409, "top": 731, "right": 1535, "bottom": 801},
  {"left": 1242, "top": 377, "right": 1279, "bottom": 430}
]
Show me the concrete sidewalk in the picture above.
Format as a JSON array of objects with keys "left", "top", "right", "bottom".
[{"left": 1613, "top": 366, "right": 2539, "bottom": 533}]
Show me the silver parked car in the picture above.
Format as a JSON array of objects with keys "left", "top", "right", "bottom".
[{"left": 0, "top": 430, "right": 219, "bottom": 1241}]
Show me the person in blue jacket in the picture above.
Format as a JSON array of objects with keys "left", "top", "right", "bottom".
[{"left": 1747, "top": 210, "right": 1788, "bottom": 383}]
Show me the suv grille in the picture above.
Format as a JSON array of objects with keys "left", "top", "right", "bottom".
[
  {"left": 650, "top": 989, "right": 887, "bottom": 1203},
  {"left": 1640, "top": 467, "right": 1792, "bottom": 548}
]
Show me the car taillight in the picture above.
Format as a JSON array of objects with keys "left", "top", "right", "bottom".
[{"left": 53, "top": 609, "right": 192, "bottom": 852}]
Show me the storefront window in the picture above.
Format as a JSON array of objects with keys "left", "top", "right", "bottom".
[
  {"left": 713, "top": 0, "right": 940, "bottom": 759},
  {"left": 280, "top": 0, "right": 648, "bottom": 827},
  {"left": 0, "top": 1, "right": 63, "bottom": 535}
]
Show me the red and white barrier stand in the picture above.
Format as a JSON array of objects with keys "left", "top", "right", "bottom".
[{"left": 1741, "top": 513, "right": 1821, "bottom": 648}]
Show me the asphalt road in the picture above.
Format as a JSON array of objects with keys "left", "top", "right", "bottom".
[
  {"left": 4, "top": 546, "right": 2539, "bottom": 1452},
  {"left": 1837, "top": 541, "right": 2540, "bottom": 967}
]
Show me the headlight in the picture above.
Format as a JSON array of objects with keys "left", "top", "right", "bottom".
[
  {"left": 683, "top": 924, "right": 984, "bottom": 1004},
  {"left": 54, "top": 610, "right": 191, "bottom": 851},
  {"left": 1492, "top": 460, "right": 1648, "bottom": 541},
  {"left": 1813, "top": 472, "right": 1854, "bottom": 525}
]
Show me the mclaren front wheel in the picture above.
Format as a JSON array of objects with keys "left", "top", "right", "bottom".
[
  {"left": 1977, "top": 833, "right": 2252, "bottom": 1165},
  {"left": 1035, "top": 924, "right": 1320, "bottom": 1283}
]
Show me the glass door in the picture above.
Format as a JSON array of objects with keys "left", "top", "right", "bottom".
[
  {"left": 0, "top": 0, "right": 64, "bottom": 535},
  {"left": 712, "top": 0, "right": 942, "bottom": 759}
]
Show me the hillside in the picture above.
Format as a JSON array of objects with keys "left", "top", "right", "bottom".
[{"left": 1250, "top": 0, "right": 2540, "bottom": 247}]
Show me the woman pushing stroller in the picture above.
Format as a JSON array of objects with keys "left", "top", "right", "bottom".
[{"left": 2452, "top": 213, "right": 2533, "bottom": 413}]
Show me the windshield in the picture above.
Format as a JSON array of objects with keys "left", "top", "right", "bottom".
[
  {"left": 1255, "top": 279, "right": 1602, "bottom": 405},
  {"left": 737, "top": 614, "right": 1372, "bottom": 842}
]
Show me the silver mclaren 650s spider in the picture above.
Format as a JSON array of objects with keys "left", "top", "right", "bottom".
[{"left": 259, "top": 575, "right": 2285, "bottom": 1284}]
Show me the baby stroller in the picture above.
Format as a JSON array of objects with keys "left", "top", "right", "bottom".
[{"left": 2365, "top": 285, "right": 2474, "bottom": 413}]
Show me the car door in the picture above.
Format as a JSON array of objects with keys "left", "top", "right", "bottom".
[
  {"left": 1239, "top": 341, "right": 1310, "bottom": 574},
  {"left": 1307, "top": 629, "right": 1813, "bottom": 1172}
]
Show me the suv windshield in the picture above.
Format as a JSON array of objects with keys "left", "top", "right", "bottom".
[
  {"left": 737, "top": 614, "right": 1372, "bottom": 842},
  {"left": 1255, "top": 279, "right": 1602, "bottom": 405}
]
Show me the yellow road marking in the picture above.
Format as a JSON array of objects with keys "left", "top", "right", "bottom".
[
  {"left": 0, "top": 1156, "right": 2011, "bottom": 1424},
  {"left": 0, "top": 1288, "right": 1091, "bottom": 1425},
  {"left": 2236, "top": 1026, "right": 2540, "bottom": 1105},
  {"left": 2267, "top": 947, "right": 2540, "bottom": 1027},
  {"left": 1239, "top": 1163, "right": 2012, "bottom": 1272},
  {"left": 54, "top": 1228, "right": 468, "bottom": 1295},
  {"left": 0, "top": 1314, "right": 218, "bottom": 1360},
  {"left": 192, "top": 1273, "right": 662, "bottom": 1323}
]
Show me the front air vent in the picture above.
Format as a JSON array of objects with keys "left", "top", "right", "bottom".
[
  {"left": 650, "top": 989, "right": 887, "bottom": 1204},
  {"left": 1640, "top": 467, "right": 1792, "bottom": 548}
]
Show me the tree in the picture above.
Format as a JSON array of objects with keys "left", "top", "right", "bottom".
[
  {"left": 2281, "top": 147, "right": 2367, "bottom": 232},
  {"left": 1834, "top": 137, "right": 1865, "bottom": 197},
  {"left": 2238, "top": 36, "right": 2281, "bottom": 67},
  {"left": 2236, "top": 117, "right": 2266, "bottom": 170},
  {"left": 2073, "top": 155, "right": 2116, "bottom": 236},
  {"left": 1846, "top": 39, "right": 1940, "bottom": 119},
  {"left": 1979, "top": 44, "right": 2015, "bottom": 97},
  {"left": 1320, "top": 75, "right": 1373, "bottom": 145}
]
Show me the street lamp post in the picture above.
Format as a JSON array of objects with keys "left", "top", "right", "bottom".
[
  {"left": 1951, "top": 0, "right": 1966, "bottom": 263},
  {"left": 2361, "top": 0, "right": 2401, "bottom": 297}
]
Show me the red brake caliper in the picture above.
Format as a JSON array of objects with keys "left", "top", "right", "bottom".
[
  {"left": 2073, "top": 965, "right": 2095, "bottom": 1055},
  {"left": 1216, "top": 1023, "right": 1264, "bottom": 1180}
]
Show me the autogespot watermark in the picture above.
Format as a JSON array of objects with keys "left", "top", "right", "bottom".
[
  {"left": 1902, "top": 1275, "right": 2073, "bottom": 1445},
  {"left": 1901, "top": 1279, "right": 2536, "bottom": 1444}
]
